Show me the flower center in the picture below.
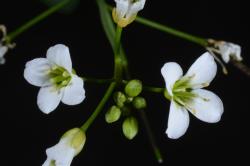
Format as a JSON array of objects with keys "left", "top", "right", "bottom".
[
  {"left": 50, "top": 160, "right": 56, "bottom": 166},
  {"left": 172, "top": 76, "right": 197, "bottom": 107},
  {"left": 48, "top": 66, "right": 72, "bottom": 89}
]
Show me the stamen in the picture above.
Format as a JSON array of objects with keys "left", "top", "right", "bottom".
[{"left": 206, "top": 47, "right": 228, "bottom": 74}]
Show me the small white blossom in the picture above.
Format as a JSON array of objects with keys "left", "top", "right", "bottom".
[
  {"left": 218, "top": 42, "right": 242, "bottom": 63},
  {"left": 161, "top": 52, "right": 224, "bottom": 139},
  {"left": 113, "top": 0, "right": 146, "bottom": 27},
  {"left": 24, "top": 44, "right": 85, "bottom": 114},
  {"left": 43, "top": 128, "right": 86, "bottom": 166},
  {"left": 207, "top": 39, "right": 242, "bottom": 63}
]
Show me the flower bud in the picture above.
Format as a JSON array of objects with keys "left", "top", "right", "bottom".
[
  {"left": 122, "top": 116, "right": 138, "bottom": 140},
  {"left": 113, "top": 91, "right": 127, "bottom": 108},
  {"left": 61, "top": 128, "right": 86, "bottom": 155},
  {"left": 133, "top": 96, "right": 147, "bottom": 109},
  {"left": 125, "top": 80, "right": 142, "bottom": 97},
  {"left": 105, "top": 106, "right": 121, "bottom": 123},
  {"left": 43, "top": 128, "right": 86, "bottom": 166}
]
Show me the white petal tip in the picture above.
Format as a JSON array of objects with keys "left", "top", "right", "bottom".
[{"left": 166, "top": 129, "right": 182, "bottom": 139}]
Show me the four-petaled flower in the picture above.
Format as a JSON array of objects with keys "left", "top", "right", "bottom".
[
  {"left": 113, "top": 0, "right": 146, "bottom": 27},
  {"left": 24, "top": 44, "right": 85, "bottom": 114},
  {"left": 43, "top": 128, "right": 86, "bottom": 166},
  {"left": 161, "top": 52, "right": 224, "bottom": 139}
]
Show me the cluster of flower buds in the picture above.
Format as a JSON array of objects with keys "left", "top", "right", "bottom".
[{"left": 105, "top": 79, "right": 147, "bottom": 140}]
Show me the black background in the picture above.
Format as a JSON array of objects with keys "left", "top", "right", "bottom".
[{"left": 0, "top": 0, "right": 249, "bottom": 165}]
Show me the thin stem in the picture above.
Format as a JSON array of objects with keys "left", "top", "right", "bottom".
[
  {"left": 115, "top": 27, "right": 123, "bottom": 54},
  {"left": 138, "top": 109, "right": 163, "bottom": 163},
  {"left": 114, "top": 26, "right": 123, "bottom": 80},
  {"left": 135, "top": 16, "right": 208, "bottom": 47},
  {"left": 7, "top": 0, "right": 71, "bottom": 42},
  {"left": 143, "top": 86, "right": 165, "bottom": 93},
  {"left": 81, "top": 82, "right": 117, "bottom": 132},
  {"left": 231, "top": 60, "right": 250, "bottom": 76}
]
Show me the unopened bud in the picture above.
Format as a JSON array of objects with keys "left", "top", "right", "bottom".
[
  {"left": 113, "top": 91, "right": 127, "bottom": 108},
  {"left": 105, "top": 106, "right": 121, "bottom": 123},
  {"left": 133, "top": 97, "right": 147, "bottom": 109},
  {"left": 122, "top": 117, "right": 138, "bottom": 140},
  {"left": 125, "top": 80, "right": 142, "bottom": 97},
  {"left": 62, "top": 128, "right": 86, "bottom": 155}
]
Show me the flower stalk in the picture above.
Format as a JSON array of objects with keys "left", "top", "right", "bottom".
[
  {"left": 81, "top": 82, "right": 117, "bottom": 132},
  {"left": 6, "top": 0, "right": 71, "bottom": 42},
  {"left": 135, "top": 16, "right": 209, "bottom": 47}
]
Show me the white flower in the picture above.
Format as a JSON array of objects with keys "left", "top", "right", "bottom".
[
  {"left": 113, "top": 0, "right": 146, "bottom": 27},
  {"left": 161, "top": 52, "right": 224, "bottom": 139},
  {"left": 207, "top": 39, "right": 242, "bottom": 63},
  {"left": 24, "top": 44, "right": 85, "bottom": 114},
  {"left": 218, "top": 42, "right": 242, "bottom": 63},
  {"left": 43, "top": 128, "right": 86, "bottom": 166}
]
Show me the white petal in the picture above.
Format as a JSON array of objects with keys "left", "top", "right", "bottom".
[
  {"left": 37, "top": 86, "right": 62, "bottom": 114},
  {"left": 188, "top": 89, "right": 224, "bottom": 123},
  {"left": 42, "top": 158, "right": 52, "bottom": 166},
  {"left": 0, "top": 46, "right": 8, "bottom": 64},
  {"left": 185, "top": 52, "right": 217, "bottom": 89},
  {"left": 0, "top": 45, "right": 8, "bottom": 58},
  {"left": 219, "top": 42, "right": 242, "bottom": 63},
  {"left": 129, "top": 0, "right": 146, "bottom": 14},
  {"left": 62, "top": 75, "right": 85, "bottom": 105},
  {"left": 46, "top": 44, "right": 72, "bottom": 73},
  {"left": 220, "top": 44, "right": 231, "bottom": 63},
  {"left": 166, "top": 101, "right": 190, "bottom": 139},
  {"left": 161, "top": 62, "right": 183, "bottom": 96},
  {"left": 115, "top": 0, "right": 129, "bottom": 19},
  {"left": 45, "top": 139, "right": 75, "bottom": 166},
  {"left": 24, "top": 58, "right": 52, "bottom": 87}
]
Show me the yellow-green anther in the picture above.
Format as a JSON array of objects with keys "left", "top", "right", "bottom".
[
  {"left": 50, "top": 160, "right": 56, "bottom": 166},
  {"left": 50, "top": 76, "right": 65, "bottom": 83},
  {"left": 63, "top": 71, "right": 70, "bottom": 77}
]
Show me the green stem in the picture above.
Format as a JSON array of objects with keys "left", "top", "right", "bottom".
[
  {"left": 135, "top": 16, "right": 208, "bottom": 47},
  {"left": 7, "top": 0, "right": 71, "bottom": 42},
  {"left": 135, "top": 17, "right": 208, "bottom": 46},
  {"left": 143, "top": 86, "right": 165, "bottom": 93},
  {"left": 114, "top": 26, "right": 123, "bottom": 80},
  {"left": 139, "top": 109, "right": 163, "bottom": 163},
  {"left": 106, "top": 4, "right": 208, "bottom": 47},
  {"left": 81, "top": 82, "right": 117, "bottom": 132}
]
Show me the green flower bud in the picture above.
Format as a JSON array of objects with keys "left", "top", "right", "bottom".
[
  {"left": 125, "top": 80, "right": 142, "bottom": 97},
  {"left": 113, "top": 91, "right": 127, "bottom": 108},
  {"left": 105, "top": 106, "right": 121, "bottom": 123},
  {"left": 61, "top": 128, "right": 86, "bottom": 155},
  {"left": 133, "top": 97, "right": 147, "bottom": 109},
  {"left": 122, "top": 117, "right": 138, "bottom": 140}
]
